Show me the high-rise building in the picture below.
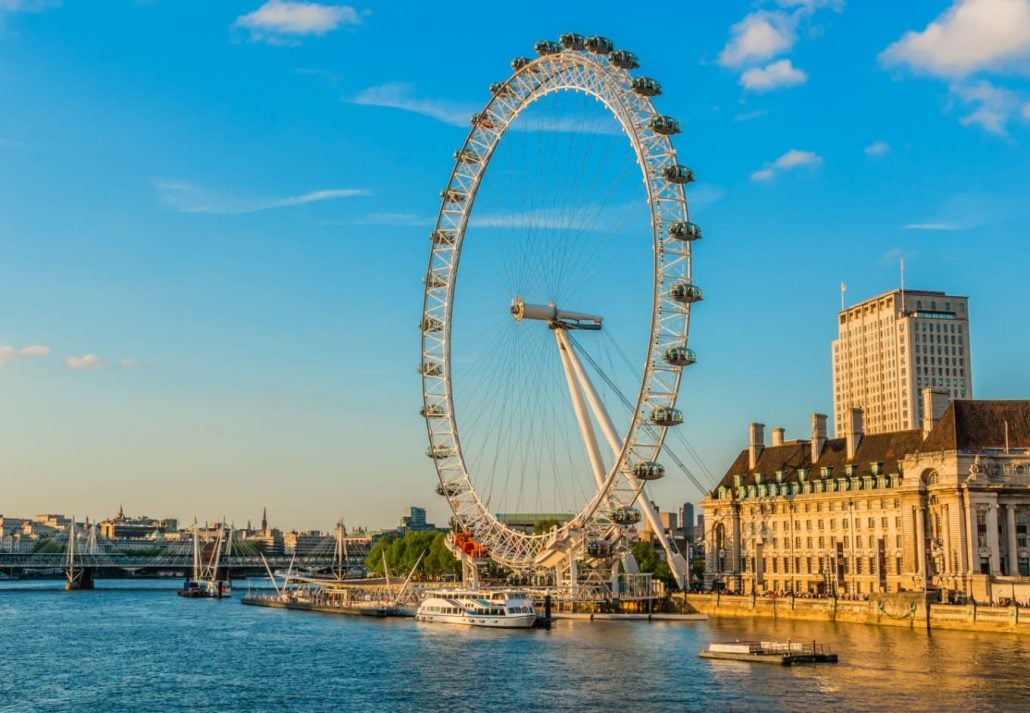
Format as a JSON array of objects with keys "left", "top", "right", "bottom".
[
  {"left": 679, "top": 502, "right": 695, "bottom": 540},
  {"left": 832, "top": 288, "right": 972, "bottom": 436}
]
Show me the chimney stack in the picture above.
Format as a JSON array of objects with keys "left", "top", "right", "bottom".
[
  {"left": 748, "top": 423, "right": 765, "bottom": 470},
  {"left": 771, "top": 427, "right": 785, "bottom": 447},
  {"left": 846, "top": 407, "right": 864, "bottom": 460},
  {"left": 922, "top": 388, "right": 950, "bottom": 438},
  {"left": 811, "top": 413, "right": 827, "bottom": 465}
]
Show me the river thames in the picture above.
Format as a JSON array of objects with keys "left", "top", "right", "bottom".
[{"left": 2, "top": 581, "right": 1029, "bottom": 712}]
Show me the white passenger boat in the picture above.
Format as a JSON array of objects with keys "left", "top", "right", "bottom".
[{"left": 416, "top": 589, "right": 537, "bottom": 628}]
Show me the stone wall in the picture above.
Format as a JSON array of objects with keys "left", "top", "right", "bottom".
[{"left": 679, "top": 592, "right": 1030, "bottom": 635}]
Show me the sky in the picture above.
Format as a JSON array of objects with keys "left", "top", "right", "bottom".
[{"left": 1, "top": 0, "right": 1028, "bottom": 532}]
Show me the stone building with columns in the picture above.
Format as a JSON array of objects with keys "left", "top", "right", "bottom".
[{"left": 701, "top": 392, "right": 1030, "bottom": 602}]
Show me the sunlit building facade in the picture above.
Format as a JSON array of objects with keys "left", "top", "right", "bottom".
[{"left": 832, "top": 289, "right": 971, "bottom": 437}]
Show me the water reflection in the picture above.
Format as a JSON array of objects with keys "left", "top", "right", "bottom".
[{"left": 2, "top": 583, "right": 1028, "bottom": 712}]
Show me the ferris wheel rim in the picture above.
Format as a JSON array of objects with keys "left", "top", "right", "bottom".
[{"left": 420, "top": 40, "right": 695, "bottom": 569}]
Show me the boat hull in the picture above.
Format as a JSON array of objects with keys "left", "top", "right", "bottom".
[{"left": 415, "top": 612, "right": 537, "bottom": 629}]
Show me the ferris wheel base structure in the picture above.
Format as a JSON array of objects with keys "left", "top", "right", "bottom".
[{"left": 421, "top": 33, "right": 703, "bottom": 593}]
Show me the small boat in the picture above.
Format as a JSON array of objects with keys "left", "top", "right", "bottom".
[
  {"left": 700, "top": 640, "right": 838, "bottom": 666},
  {"left": 177, "top": 521, "right": 232, "bottom": 599},
  {"left": 416, "top": 589, "right": 537, "bottom": 629}
]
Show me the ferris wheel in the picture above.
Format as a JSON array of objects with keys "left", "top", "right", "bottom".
[{"left": 419, "top": 33, "right": 701, "bottom": 588}]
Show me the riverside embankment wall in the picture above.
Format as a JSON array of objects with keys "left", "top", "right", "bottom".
[{"left": 679, "top": 593, "right": 1030, "bottom": 635}]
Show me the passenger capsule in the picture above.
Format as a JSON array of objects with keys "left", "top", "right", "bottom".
[
  {"left": 632, "top": 461, "right": 666, "bottom": 481},
  {"left": 559, "top": 33, "right": 585, "bottom": 50},
  {"left": 430, "top": 229, "right": 456, "bottom": 245},
  {"left": 440, "top": 189, "right": 466, "bottom": 204},
  {"left": 585, "top": 539, "right": 610, "bottom": 557},
  {"left": 511, "top": 56, "right": 534, "bottom": 72},
  {"left": 426, "top": 445, "right": 455, "bottom": 460},
  {"left": 454, "top": 148, "right": 483, "bottom": 164},
  {"left": 649, "top": 407, "right": 683, "bottom": 427},
  {"left": 420, "top": 317, "right": 444, "bottom": 333},
  {"left": 649, "top": 115, "right": 681, "bottom": 136},
  {"left": 421, "top": 404, "right": 446, "bottom": 418},
  {"left": 424, "top": 271, "right": 447, "bottom": 289},
  {"left": 489, "top": 82, "right": 514, "bottom": 97},
  {"left": 631, "top": 77, "right": 662, "bottom": 96},
  {"left": 420, "top": 360, "right": 443, "bottom": 377},
  {"left": 668, "top": 221, "right": 702, "bottom": 241},
  {"left": 608, "top": 50, "right": 639, "bottom": 70},
  {"left": 435, "top": 481, "right": 462, "bottom": 497},
  {"left": 471, "top": 112, "right": 496, "bottom": 129},
  {"left": 662, "top": 164, "right": 694, "bottom": 184},
  {"left": 663, "top": 346, "right": 697, "bottom": 367},
  {"left": 610, "top": 507, "right": 642, "bottom": 526},
  {"left": 669, "top": 283, "right": 703, "bottom": 303},
  {"left": 584, "top": 36, "right": 614, "bottom": 55},
  {"left": 534, "top": 39, "right": 561, "bottom": 56}
]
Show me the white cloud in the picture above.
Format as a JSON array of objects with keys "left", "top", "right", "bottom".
[
  {"left": 234, "top": 1, "right": 361, "bottom": 44},
  {"left": 352, "top": 82, "right": 474, "bottom": 126},
  {"left": 881, "top": 0, "right": 1030, "bottom": 78},
  {"left": 352, "top": 83, "right": 621, "bottom": 135},
  {"left": 719, "top": 11, "right": 797, "bottom": 67},
  {"left": 0, "top": 344, "right": 50, "bottom": 367},
  {"left": 153, "top": 179, "right": 369, "bottom": 214},
  {"left": 902, "top": 223, "right": 961, "bottom": 231},
  {"left": 751, "top": 149, "right": 823, "bottom": 181},
  {"left": 952, "top": 79, "right": 1025, "bottom": 135},
  {"left": 739, "top": 59, "right": 808, "bottom": 91},
  {"left": 864, "top": 140, "right": 890, "bottom": 156},
  {"left": 66, "top": 354, "right": 103, "bottom": 369},
  {"left": 733, "top": 109, "right": 771, "bottom": 122},
  {"left": 777, "top": 0, "right": 845, "bottom": 10},
  {"left": 119, "top": 358, "right": 141, "bottom": 368},
  {"left": 0, "top": 1, "right": 59, "bottom": 12}
]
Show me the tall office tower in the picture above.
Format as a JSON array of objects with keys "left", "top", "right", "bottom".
[{"left": 832, "top": 289, "right": 972, "bottom": 436}]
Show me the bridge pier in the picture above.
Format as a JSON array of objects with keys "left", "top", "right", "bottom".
[{"left": 65, "top": 567, "right": 95, "bottom": 591}]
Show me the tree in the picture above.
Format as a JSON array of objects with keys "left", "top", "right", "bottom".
[
  {"left": 365, "top": 531, "right": 457, "bottom": 580},
  {"left": 533, "top": 518, "right": 563, "bottom": 535},
  {"left": 631, "top": 540, "right": 676, "bottom": 588}
]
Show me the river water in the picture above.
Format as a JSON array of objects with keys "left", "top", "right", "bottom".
[{"left": 2, "top": 580, "right": 1028, "bottom": 712}]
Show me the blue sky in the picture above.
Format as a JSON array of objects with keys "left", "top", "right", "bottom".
[{"left": 1, "top": 0, "right": 1028, "bottom": 531}]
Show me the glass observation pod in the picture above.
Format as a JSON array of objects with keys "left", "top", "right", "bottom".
[
  {"left": 631, "top": 77, "right": 662, "bottom": 97},
  {"left": 471, "top": 112, "right": 496, "bottom": 129},
  {"left": 585, "top": 540, "right": 611, "bottom": 557},
  {"left": 435, "top": 482, "right": 463, "bottom": 497},
  {"left": 611, "top": 507, "right": 642, "bottom": 526},
  {"left": 609, "top": 50, "right": 639, "bottom": 70},
  {"left": 489, "top": 82, "right": 514, "bottom": 97},
  {"left": 511, "top": 56, "right": 536, "bottom": 72},
  {"left": 430, "top": 229, "right": 456, "bottom": 245},
  {"left": 650, "top": 406, "right": 684, "bottom": 426},
  {"left": 441, "top": 189, "right": 466, "bottom": 204},
  {"left": 421, "top": 361, "right": 443, "bottom": 377},
  {"left": 421, "top": 317, "right": 444, "bottom": 333},
  {"left": 534, "top": 39, "right": 561, "bottom": 56},
  {"left": 662, "top": 164, "right": 695, "bottom": 185},
  {"left": 454, "top": 148, "right": 482, "bottom": 164},
  {"left": 420, "top": 404, "right": 446, "bottom": 418},
  {"left": 668, "top": 221, "right": 702, "bottom": 241},
  {"left": 426, "top": 445, "right": 456, "bottom": 460},
  {"left": 559, "top": 32, "right": 585, "bottom": 50},
  {"left": 649, "top": 115, "right": 681, "bottom": 136},
  {"left": 632, "top": 461, "right": 666, "bottom": 481},
  {"left": 663, "top": 345, "right": 697, "bottom": 367},
  {"left": 669, "top": 283, "right": 703, "bottom": 304},
  {"left": 424, "top": 271, "right": 447, "bottom": 289},
  {"left": 584, "top": 36, "right": 614, "bottom": 55}
]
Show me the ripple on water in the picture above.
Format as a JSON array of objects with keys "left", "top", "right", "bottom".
[{"left": 2, "top": 582, "right": 1029, "bottom": 712}]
